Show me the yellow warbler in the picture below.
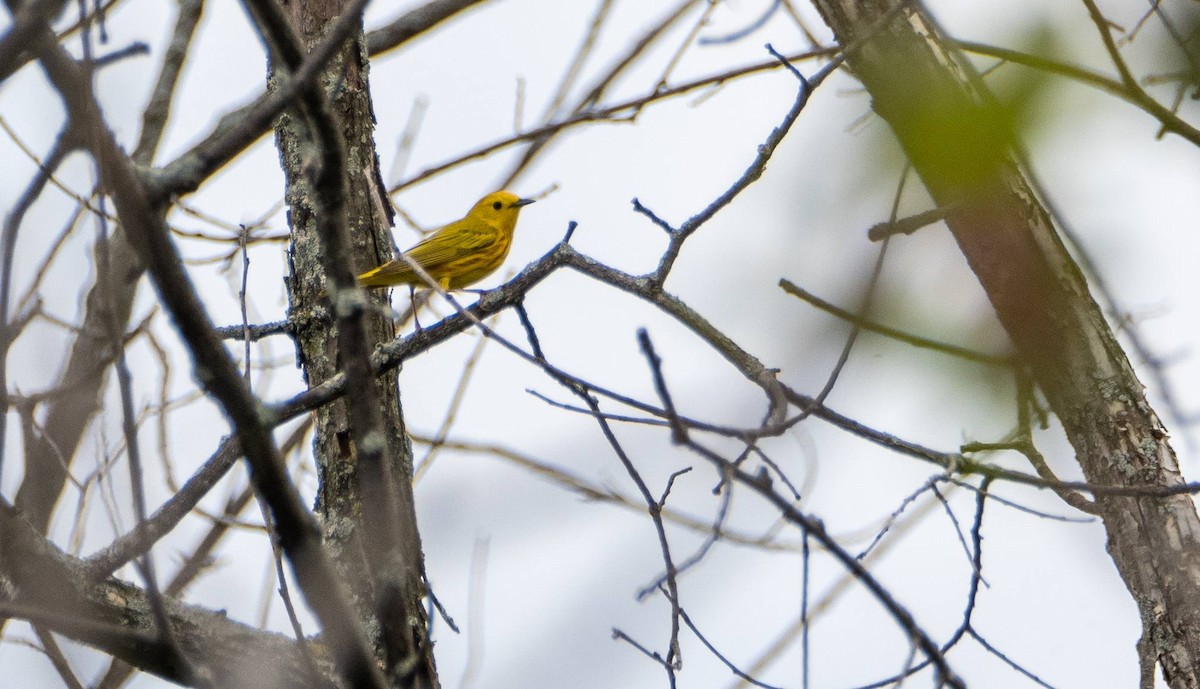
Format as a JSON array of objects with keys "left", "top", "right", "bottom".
[{"left": 357, "top": 191, "right": 535, "bottom": 290}]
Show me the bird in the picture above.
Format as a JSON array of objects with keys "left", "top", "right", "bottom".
[{"left": 357, "top": 190, "right": 535, "bottom": 291}]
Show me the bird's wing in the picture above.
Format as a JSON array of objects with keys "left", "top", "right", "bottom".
[{"left": 405, "top": 223, "right": 500, "bottom": 270}]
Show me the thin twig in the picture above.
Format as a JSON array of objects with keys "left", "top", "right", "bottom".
[
  {"left": 779, "top": 279, "right": 1012, "bottom": 366},
  {"left": 679, "top": 607, "right": 785, "bottom": 689}
]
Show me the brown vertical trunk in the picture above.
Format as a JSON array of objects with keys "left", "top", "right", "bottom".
[
  {"left": 274, "top": 1, "right": 436, "bottom": 685},
  {"left": 806, "top": 2, "right": 1200, "bottom": 686}
]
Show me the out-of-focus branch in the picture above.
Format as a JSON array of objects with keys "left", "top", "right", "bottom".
[
  {"left": 0, "top": 501, "right": 331, "bottom": 689},
  {"left": 31, "top": 626, "right": 86, "bottom": 689},
  {"left": 0, "top": 127, "right": 77, "bottom": 483},
  {"left": 10, "top": 0, "right": 193, "bottom": 534},
  {"left": 955, "top": 39, "right": 1200, "bottom": 146},
  {"left": 34, "top": 30, "right": 384, "bottom": 689},
  {"left": 397, "top": 45, "right": 838, "bottom": 195},
  {"left": 410, "top": 433, "right": 800, "bottom": 551},
  {"left": 803, "top": 1, "right": 1200, "bottom": 684},
  {"left": 134, "top": 0, "right": 203, "bottom": 164},
  {"left": 93, "top": 420, "right": 313, "bottom": 689},
  {"left": 153, "top": 0, "right": 494, "bottom": 198},
  {"left": 779, "top": 279, "right": 1012, "bottom": 365},
  {"left": 11, "top": 223, "right": 142, "bottom": 534},
  {"left": 83, "top": 436, "right": 241, "bottom": 577},
  {"left": 152, "top": 0, "right": 373, "bottom": 197},
  {"left": 0, "top": 0, "right": 69, "bottom": 82},
  {"left": 365, "top": 0, "right": 491, "bottom": 57},
  {"left": 498, "top": 0, "right": 702, "bottom": 187}
]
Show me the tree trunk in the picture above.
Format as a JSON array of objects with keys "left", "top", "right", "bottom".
[
  {"left": 274, "top": 0, "right": 436, "bottom": 685},
  {"left": 807, "top": 1, "right": 1200, "bottom": 686}
]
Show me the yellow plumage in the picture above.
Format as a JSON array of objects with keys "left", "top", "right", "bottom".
[{"left": 357, "top": 191, "right": 535, "bottom": 290}]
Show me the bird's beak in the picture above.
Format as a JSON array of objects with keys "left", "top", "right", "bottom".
[{"left": 512, "top": 198, "right": 536, "bottom": 208}]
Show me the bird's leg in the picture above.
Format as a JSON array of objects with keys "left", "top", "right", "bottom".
[{"left": 410, "top": 285, "right": 422, "bottom": 331}]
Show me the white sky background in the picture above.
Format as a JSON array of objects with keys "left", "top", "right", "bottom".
[{"left": 1, "top": 0, "right": 1198, "bottom": 687}]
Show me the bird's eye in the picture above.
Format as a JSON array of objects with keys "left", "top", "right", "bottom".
[{"left": 492, "top": 201, "right": 503, "bottom": 211}]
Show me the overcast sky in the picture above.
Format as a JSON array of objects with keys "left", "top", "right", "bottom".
[{"left": 1, "top": 1, "right": 1197, "bottom": 687}]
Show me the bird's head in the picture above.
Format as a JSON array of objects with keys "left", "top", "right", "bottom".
[{"left": 470, "top": 191, "right": 535, "bottom": 231}]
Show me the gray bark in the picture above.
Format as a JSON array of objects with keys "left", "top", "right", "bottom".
[{"left": 274, "top": 0, "right": 436, "bottom": 684}]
